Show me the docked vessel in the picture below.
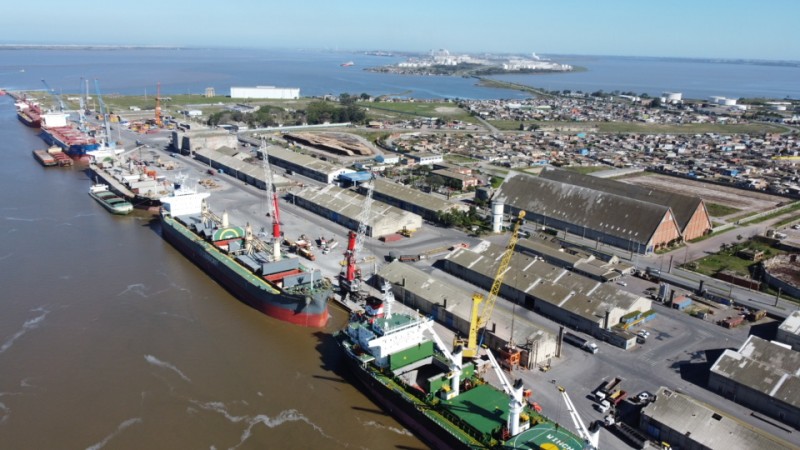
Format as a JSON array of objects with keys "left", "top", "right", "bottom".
[
  {"left": 159, "top": 188, "right": 333, "bottom": 327},
  {"left": 89, "top": 184, "right": 134, "bottom": 215},
  {"left": 32, "top": 146, "right": 73, "bottom": 167},
  {"left": 15, "top": 98, "right": 42, "bottom": 128},
  {"left": 335, "top": 284, "right": 585, "bottom": 450},
  {"left": 40, "top": 113, "right": 100, "bottom": 157}
]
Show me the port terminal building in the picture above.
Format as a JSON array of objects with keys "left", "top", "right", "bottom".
[
  {"left": 374, "top": 261, "right": 558, "bottom": 369},
  {"left": 289, "top": 185, "right": 422, "bottom": 238},
  {"left": 515, "top": 235, "right": 635, "bottom": 282},
  {"left": 538, "top": 168, "right": 712, "bottom": 242},
  {"left": 360, "top": 178, "right": 469, "bottom": 222},
  {"left": 442, "top": 242, "right": 651, "bottom": 349},
  {"left": 497, "top": 168, "right": 711, "bottom": 255},
  {"left": 230, "top": 86, "right": 300, "bottom": 99},
  {"left": 709, "top": 335, "right": 800, "bottom": 429},
  {"left": 264, "top": 145, "right": 354, "bottom": 184},
  {"left": 640, "top": 387, "right": 794, "bottom": 450},
  {"left": 193, "top": 147, "right": 290, "bottom": 190},
  {"left": 172, "top": 130, "right": 239, "bottom": 156}
]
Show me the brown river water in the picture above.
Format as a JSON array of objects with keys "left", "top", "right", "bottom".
[{"left": 0, "top": 96, "right": 425, "bottom": 449}]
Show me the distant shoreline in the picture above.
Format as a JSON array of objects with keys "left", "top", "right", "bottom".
[{"left": 0, "top": 44, "right": 181, "bottom": 51}]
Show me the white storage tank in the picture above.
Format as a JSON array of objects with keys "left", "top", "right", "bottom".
[
  {"left": 491, "top": 200, "right": 504, "bottom": 233},
  {"left": 662, "top": 92, "right": 683, "bottom": 103}
]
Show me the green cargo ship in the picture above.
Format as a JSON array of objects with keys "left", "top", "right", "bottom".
[{"left": 335, "top": 283, "right": 585, "bottom": 450}]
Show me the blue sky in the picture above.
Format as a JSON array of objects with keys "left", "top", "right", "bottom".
[{"left": 3, "top": 0, "right": 798, "bottom": 60}]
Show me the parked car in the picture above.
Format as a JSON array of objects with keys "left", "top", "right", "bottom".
[
  {"left": 595, "top": 400, "right": 611, "bottom": 413},
  {"left": 616, "top": 281, "right": 627, "bottom": 287}
]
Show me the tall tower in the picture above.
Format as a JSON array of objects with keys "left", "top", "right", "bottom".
[{"left": 155, "top": 82, "right": 162, "bottom": 127}]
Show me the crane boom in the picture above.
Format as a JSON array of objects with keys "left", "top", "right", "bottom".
[
  {"left": 41, "top": 79, "right": 65, "bottom": 112},
  {"left": 558, "top": 386, "right": 599, "bottom": 450},
  {"left": 94, "top": 79, "right": 113, "bottom": 148},
  {"left": 260, "top": 142, "right": 281, "bottom": 261},
  {"left": 461, "top": 210, "right": 526, "bottom": 358}
]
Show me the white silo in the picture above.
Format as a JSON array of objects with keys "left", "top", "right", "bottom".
[
  {"left": 491, "top": 200, "right": 505, "bottom": 233},
  {"left": 662, "top": 92, "right": 682, "bottom": 103},
  {"left": 721, "top": 98, "right": 737, "bottom": 106}
]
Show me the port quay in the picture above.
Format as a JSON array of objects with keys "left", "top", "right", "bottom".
[{"left": 2, "top": 62, "right": 800, "bottom": 450}]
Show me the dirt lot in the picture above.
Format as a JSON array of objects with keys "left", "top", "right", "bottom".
[{"left": 622, "top": 174, "right": 787, "bottom": 214}]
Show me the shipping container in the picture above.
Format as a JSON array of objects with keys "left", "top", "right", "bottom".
[{"left": 380, "top": 233, "right": 403, "bottom": 242}]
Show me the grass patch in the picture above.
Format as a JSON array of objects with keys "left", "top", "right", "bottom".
[
  {"left": 688, "top": 226, "right": 736, "bottom": 243},
  {"left": 487, "top": 120, "right": 543, "bottom": 131},
  {"left": 774, "top": 215, "right": 800, "bottom": 228},
  {"left": 706, "top": 203, "right": 742, "bottom": 217},
  {"left": 364, "top": 102, "right": 478, "bottom": 124},
  {"left": 746, "top": 202, "right": 800, "bottom": 225},
  {"left": 562, "top": 165, "right": 609, "bottom": 175},
  {"left": 686, "top": 240, "right": 783, "bottom": 277},
  {"left": 445, "top": 154, "right": 480, "bottom": 164}
]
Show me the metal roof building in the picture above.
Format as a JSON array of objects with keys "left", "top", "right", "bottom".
[
  {"left": 442, "top": 242, "right": 650, "bottom": 348},
  {"left": 364, "top": 178, "right": 469, "bottom": 222},
  {"left": 539, "top": 167, "right": 712, "bottom": 241},
  {"left": 194, "top": 147, "right": 292, "bottom": 189},
  {"left": 289, "top": 185, "right": 422, "bottom": 238},
  {"left": 709, "top": 335, "right": 800, "bottom": 428},
  {"left": 498, "top": 172, "right": 682, "bottom": 255},
  {"left": 515, "top": 236, "right": 635, "bottom": 281},
  {"left": 264, "top": 145, "right": 354, "bottom": 184},
  {"left": 171, "top": 129, "right": 239, "bottom": 155},
  {"left": 375, "top": 261, "right": 558, "bottom": 368},
  {"left": 640, "top": 387, "right": 795, "bottom": 450}
]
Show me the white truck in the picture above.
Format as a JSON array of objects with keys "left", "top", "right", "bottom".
[{"left": 563, "top": 332, "right": 598, "bottom": 354}]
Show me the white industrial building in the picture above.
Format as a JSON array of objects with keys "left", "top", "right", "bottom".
[
  {"left": 230, "top": 86, "right": 300, "bottom": 99},
  {"left": 776, "top": 309, "right": 800, "bottom": 351},
  {"left": 661, "top": 92, "right": 683, "bottom": 104}
]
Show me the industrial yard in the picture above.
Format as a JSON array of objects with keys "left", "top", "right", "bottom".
[{"left": 15, "top": 84, "right": 800, "bottom": 449}]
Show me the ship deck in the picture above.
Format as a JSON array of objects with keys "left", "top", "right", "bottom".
[{"left": 440, "top": 384, "right": 510, "bottom": 438}]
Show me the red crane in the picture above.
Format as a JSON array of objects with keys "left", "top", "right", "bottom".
[{"left": 340, "top": 176, "right": 374, "bottom": 299}]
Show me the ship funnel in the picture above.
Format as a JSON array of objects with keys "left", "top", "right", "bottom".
[{"left": 222, "top": 211, "right": 229, "bottom": 227}]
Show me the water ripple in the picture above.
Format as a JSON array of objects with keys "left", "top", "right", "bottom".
[
  {"left": 144, "top": 355, "right": 192, "bottom": 383},
  {"left": 85, "top": 417, "right": 142, "bottom": 450},
  {"left": 191, "top": 400, "right": 336, "bottom": 449},
  {"left": 0, "top": 308, "right": 50, "bottom": 355}
]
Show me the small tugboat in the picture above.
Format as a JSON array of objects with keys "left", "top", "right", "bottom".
[{"left": 88, "top": 184, "right": 134, "bottom": 215}]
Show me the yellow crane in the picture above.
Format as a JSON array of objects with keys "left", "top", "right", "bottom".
[{"left": 458, "top": 210, "right": 525, "bottom": 358}]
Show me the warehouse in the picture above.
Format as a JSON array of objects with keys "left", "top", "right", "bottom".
[
  {"left": 776, "top": 310, "right": 800, "bottom": 351},
  {"left": 539, "top": 167, "right": 712, "bottom": 241},
  {"left": 374, "top": 261, "right": 558, "bottom": 369},
  {"left": 498, "top": 172, "right": 682, "bottom": 255},
  {"left": 639, "top": 387, "right": 792, "bottom": 450},
  {"left": 364, "top": 178, "right": 469, "bottom": 222},
  {"left": 263, "top": 145, "right": 353, "bottom": 184},
  {"left": 709, "top": 335, "right": 800, "bottom": 428},
  {"left": 230, "top": 86, "right": 300, "bottom": 99},
  {"left": 442, "top": 242, "right": 650, "bottom": 348},
  {"left": 515, "top": 236, "right": 635, "bottom": 282},
  {"left": 171, "top": 129, "right": 239, "bottom": 155},
  {"left": 289, "top": 185, "right": 422, "bottom": 237}
]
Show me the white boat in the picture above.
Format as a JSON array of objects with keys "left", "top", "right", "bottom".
[{"left": 88, "top": 184, "right": 134, "bottom": 215}]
